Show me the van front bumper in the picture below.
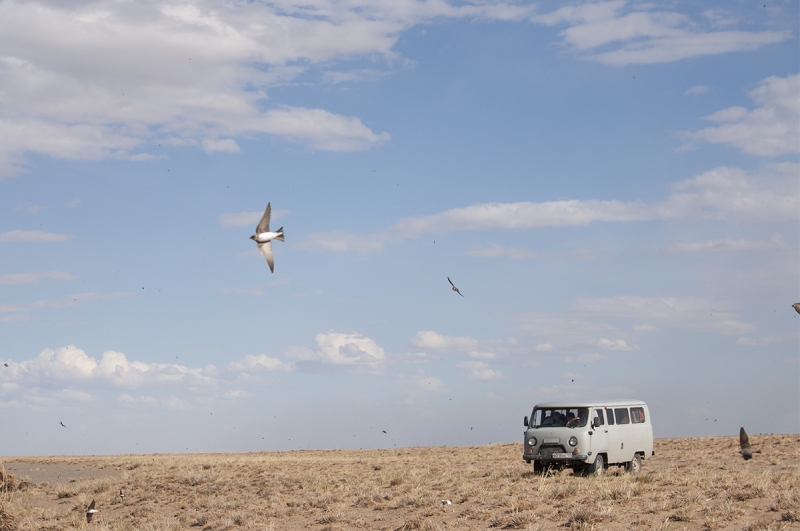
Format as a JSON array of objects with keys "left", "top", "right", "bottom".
[{"left": 523, "top": 453, "right": 588, "bottom": 463}]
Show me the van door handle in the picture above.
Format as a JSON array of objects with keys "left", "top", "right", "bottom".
[{"left": 604, "top": 430, "right": 608, "bottom": 433}]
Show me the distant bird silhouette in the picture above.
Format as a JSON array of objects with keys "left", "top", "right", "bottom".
[
  {"left": 3, "top": 363, "right": 7, "bottom": 367},
  {"left": 382, "top": 430, "right": 387, "bottom": 434},
  {"left": 249, "top": 203, "right": 284, "bottom": 273},
  {"left": 793, "top": 303, "right": 800, "bottom": 314},
  {"left": 448, "top": 277, "right": 463, "bottom": 296},
  {"left": 739, "top": 427, "right": 760, "bottom": 460},
  {"left": 119, "top": 489, "right": 125, "bottom": 502},
  {"left": 86, "top": 499, "right": 98, "bottom": 522},
  {"left": 59, "top": 421, "right": 67, "bottom": 428}
]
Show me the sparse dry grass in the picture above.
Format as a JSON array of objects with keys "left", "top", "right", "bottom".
[{"left": 0, "top": 434, "right": 797, "bottom": 530}]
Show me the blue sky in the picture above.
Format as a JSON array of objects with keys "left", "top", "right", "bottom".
[{"left": 1, "top": 0, "right": 798, "bottom": 456}]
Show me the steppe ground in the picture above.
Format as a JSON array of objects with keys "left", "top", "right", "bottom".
[{"left": 1, "top": 435, "right": 798, "bottom": 531}]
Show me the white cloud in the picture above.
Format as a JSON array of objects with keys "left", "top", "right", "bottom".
[
  {"left": 685, "top": 85, "right": 709, "bottom": 95},
  {"left": 0, "top": 345, "right": 218, "bottom": 390},
  {"left": 574, "top": 296, "right": 756, "bottom": 336},
  {"left": 458, "top": 361, "right": 503, "bottom": 381},
  {"left": 597, "top": 338, "right": 636, "bottom": 351},
  {"left": 283, "top": 332, "right": 386, "bottom": 371},
  {"left": 689, "top": 74, "right": 800, "bottom": 156},
  {"left": 665, "top": 234, "right": 788, "bottom": 254},
  {"left": 535, "top": 342, "right": 554, "bottom": 352},
  {"left": 411, "top": 331, "right": 479, "bottom": 352},
  {"left": 301, "top": 164, "right": 798, "bottom": 253},
  {"left": 0, "top": 0, "right": 535, "bottom": 176},
  {"left": 533, "top": 1, "right": 788, "bottom": 66},
  {"left": 226, "top": 354, "right": 294, "bottom": 373},
  {"left": 633, "top": 324, "right": 658, "bottom": 333},
  {"left": 0, "top": 270, "right": 77, "bottom": 286},
  {"left": 403, "top": 370, "right": 443, "bottom": 391},
  {"left": 218, "top": 208, "right": 289, "bottom": 228},
  {"left": 15, "top": 203, "right": 42, "bottom": 214},
  {"left": 0, "top": 230, "right": 72, "bottom": 242}
]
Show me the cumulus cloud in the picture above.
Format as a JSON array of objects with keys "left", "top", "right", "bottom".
[
  {"left": 0, "top": 0, "right": 536, "bottom": 176},
  {"left": 458, "top": 361, "right": 504, "bottom": 381},
  {"left": 0, "top": 230, "right": 72, "bottom": 242},
  {"left": 1, "top": 345, "right": 218, "bottom": 390},
  {"left": 409, "top": 331, "right": 515, "bottom": 360},
  {"left": 688, "top": 74, "right": 799, "bottom": 156},
  {"left": 299, "top": 164, "right": 799, "bottom": 253},
  {"left": 597, "top": 338, "right": 636, "bottom": 351},
  {"left": 0, "top": 270, "right": 77, "bottom": 286},
  {"left": 533, "top": 1, "right": 788, "bottom": 66},
  {"left": 284, "top": 332, "right": 386, "bottom": 371}
]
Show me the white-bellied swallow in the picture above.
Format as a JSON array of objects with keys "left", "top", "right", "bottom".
[{"left": 250, "top": 203, "right": 284, "bottom": 273}]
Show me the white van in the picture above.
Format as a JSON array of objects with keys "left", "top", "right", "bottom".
[{"left": 522, "top": 400, "right": 653, "bottom": 475}]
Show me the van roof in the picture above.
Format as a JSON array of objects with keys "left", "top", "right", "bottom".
[{"left": 533, "top": 400, "right": 647, "bottom": 409}]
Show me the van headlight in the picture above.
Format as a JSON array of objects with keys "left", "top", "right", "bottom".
[
  {"left": 568, "top": 436, "right": 578, "bottom": 447},
  {"left": 528, "top": 437, "right": 537, "bottom": 447}
]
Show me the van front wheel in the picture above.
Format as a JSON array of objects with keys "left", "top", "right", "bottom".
[
  {"left": 625, "top": 454, "right": 641, "bottom": 475},
  {"left": 586, "top": 454, "right": 604, "bottom": 476}
]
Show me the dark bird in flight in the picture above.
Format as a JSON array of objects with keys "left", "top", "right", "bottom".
[
  {"left": 793, "top": 303, "right": 800, "bottom": 314},
  {"left": 382, "top": 430, "right": 387, "bottom": 434},
  {"left": 119, "top": 489, "right": 125, "bottom": 502},
  {"left": 3, "top": 363, "right": 7, "bottom": 367},
  {"left": 448, "top": 277, "right": 463, "bottom": 296},
  {"left": 249, "top": 203, "right": 284, "bottom": 273},
  {"left": 59, "top": 421, "right": 67, "bottom": 428},
  {"left": 86, "top": 499, "right": 98, "bottom": 522},
  {"left": 739, "top": 427, "right": 760, "bottom": 460}
]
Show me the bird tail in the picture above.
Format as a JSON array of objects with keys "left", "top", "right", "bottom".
[{"left": 275, "top": 227, "right": 285, "bottom": 242}]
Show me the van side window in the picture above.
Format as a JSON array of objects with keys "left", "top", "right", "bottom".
[
  {"left": 593, "top": 410, "right": 604, "bottom": 426},
  {"left": 631, "top": 407, "right": 645, "bottom": 423},
  {"left": 615, "top": 408, "right": 630, "bottom": 424},
  {"left": 606, "top": 409, "right": 615, "bottom": 425}
]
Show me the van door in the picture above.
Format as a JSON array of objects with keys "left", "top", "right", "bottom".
[
  {"left": 588, "top": 408, "right": 608, "bottom": 463},
  {"left": 612, "top": 407, "right": 634, "bottom": 463},
  {"left": 605, "top": 407, "right": 624, "bottom": 464}
]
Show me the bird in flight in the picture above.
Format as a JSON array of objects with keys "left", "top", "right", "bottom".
[
  {"left": 86, "top": 500, "right": 98, "bottom": 522},
  {"left": 448, "top": 277, "right": 463, "bottom": 296},
  {"left": 250, "top": 203, "right": 284, "bottom": 273},
  {"left": 119, "top": 489, "right": 125, "bottom": 502},
  {"left": 59, "top": 421, "right": 67, "bottom": 428},
  {"left": 3, "top": 363, "right": 7, "bottom": 367},
  {"left": 793, "top": 303, "right": 800, "bottom": 314},
  {"left": 739, "top": 427, "right": 760, "bottom": 460}
]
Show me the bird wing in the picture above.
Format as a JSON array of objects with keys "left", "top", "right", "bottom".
[
  {"left": 88, "top": 500, "right": 95, "bottom": 511},
  {"left": 256, "top": 203, "right": 271, "bottom": 234},
  {"left": 739, "top": 427, "right": 750, "bottom": 450},
  {"left": 448, "top": 277, "right": 456, "bottom": 288},
  {"left": 258, "top": 241, "right": 275, "bottom": 272}
]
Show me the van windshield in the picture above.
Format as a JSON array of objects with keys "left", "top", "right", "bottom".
[{"left": 531, "top": 407, "right": 589, "bottom": 428}]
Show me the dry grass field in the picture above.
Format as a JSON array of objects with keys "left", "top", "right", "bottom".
[{"left": 1, "top": 434, "right": 798, "bottom": 531}]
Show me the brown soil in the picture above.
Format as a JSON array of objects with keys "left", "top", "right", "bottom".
[{"left": 1, "top": 434, "right": 798, "bottom": 530}]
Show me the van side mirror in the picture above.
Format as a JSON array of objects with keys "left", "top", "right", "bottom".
[{"left": 524, "top": 416, "right": 529, "bottom": 427}]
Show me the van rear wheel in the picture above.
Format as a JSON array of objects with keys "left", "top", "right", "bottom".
[
  {"left": 625, "top": 454, "right": 641, "bottom": 475},
  {"left": 586, "top": 454, "right": 604, "bottom": 476}
]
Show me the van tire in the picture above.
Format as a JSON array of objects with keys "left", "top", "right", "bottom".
[
  {"left": 586, "top": 454, "right": 604, "bottom": 476},
  {"left": 625, "top": 454, "right": 641, "bottom": 475},
  {"left": 533, "top": 461, "right": 545, "bottom": 474}
]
